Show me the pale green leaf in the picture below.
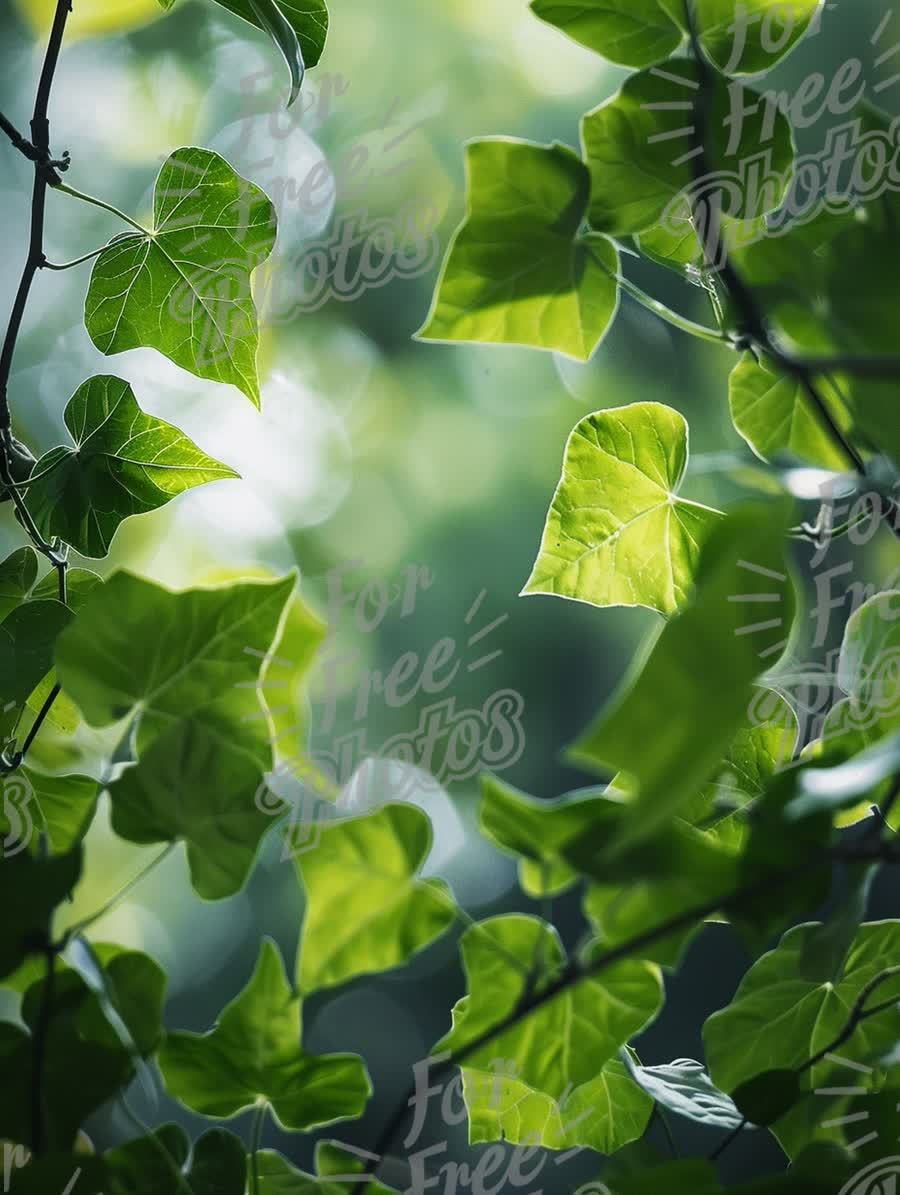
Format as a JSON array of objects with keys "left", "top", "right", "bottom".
[
  {"left": 23, "top": 376, "right": 237, "bottom": 559},
  {"left": 530, "top": 0, "right": 683, "bottom": 66},
  {"left": 295, "top": 804, "right": 456, "bottom": 993},
  {"left": 419, "top": 140, "right": 619, "bottom": 361},
  {"left": 729, "top": 354, "right": 853, "bottom": 471},
  {"left": 694, "top": 0, "right": 822, "bottom": 75},
  {"left": 0, "top": 547, "right": 38, "bottom": 623},
  {"left": 523, "top": 403, "right": 721, "bottom": 615},
  {"left": 85, "top": 148, "right": 277, "bottom": 406}
]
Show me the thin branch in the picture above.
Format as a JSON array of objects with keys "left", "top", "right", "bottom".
[
  {"left": 800, "top": 965, "right": 900, "bottom": 1074},
  {"left": 594, "top": 254, "right": 730, "bottom": 346},
  {"left": 250, "top": 1100, "right": 267, "bottom": 1195},
  {"left": 0, "top": 109, "right": 38, "bottom": 161}
]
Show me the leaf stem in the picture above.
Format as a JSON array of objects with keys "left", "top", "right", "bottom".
[
  {"left": 597, "top": 257, "right": 730, "bottom": 347},
  {"left": 0, "top": 109, "right": 38, "bottom": 162},
  {"left": 52, "top": 181, "right": 152, "bottom": 236},
  {"left": 251, "top": 1099, "right": 268, "bottom": 1195},
  {"left": 41, "top": 245, "right": 109, "bottom": 271},
  {"left": 59, "top": 843, "right": 177, "bottom": 944}
]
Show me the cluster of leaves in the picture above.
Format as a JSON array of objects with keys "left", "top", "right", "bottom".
[{"left": 1, "top": 0, "right": 900, "bottom": 1192}]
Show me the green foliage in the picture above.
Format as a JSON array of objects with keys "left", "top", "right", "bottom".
[
  {"left": 2, "top": 0, "right": 899, "bottom": 1188},
  {"left": 85, "top": 148, "right": 276, "bottom": 406},
  {"left": 159, "top": 939, "right": 371, "bottom": 1128},
  {"left": 523, "top": 402, "right": 720, "bottom": 614},
  {"left": 23, "top": 375, "right": 237, "bottom": 558}
]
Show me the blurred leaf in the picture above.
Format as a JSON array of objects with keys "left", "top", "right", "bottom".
[
  {"left": 4, "top": 1155, "right": 105, "bottom": 1194},
  {"left": 729, "top": 354, "right": 854, "bottom": 471},
  {"left": 530, "top": 0, "right": 683, "bottom": 67},
  {"left": 479, "top": 775, "right": 611, "bottom": 897},
  {"left": 436, "top": 915, "right": 660, "bottom": 1150},
  {"left": 24, "top": 376, "right": 237, "bottom": 559},
  {"left": 694, "top": 0, "right": 821, "bottom": 75},
  {"left": 5, "top": 770, "right": 100, "bottom": 855},
  {"left": 85, "top": 149, "right": 276, "bottom": 407},
  {"left": 0, "top": 600, "right": 72, "bottom": 706},
  {"left": 523, "top": 403, "right": 721, "bottom": 615},
  {"left": 159, "top": 939, "right": 371, "bottom": 1129},
  {"left": 0, "top": 547, "right": 39, "bottom": 622},
  {"left": 571, "top": 504, "right": 795, "bottom": 848},
  {"left": 295, "top": 804, "right": 456, "bottom": 993},
  {"left": 419, "top": 141, "right": 619, "bottom": 361},
  {"left": 606, "top": 1160, "right": 721, "bottom": 1194},
  {"left": 732, "top": 1068, "right": 803, "bottom": 1125},
  {"left": 0, "top": 848, "right": 81, "bottom": 979},
  {"left": 582, "top": 60, "right": 794, "bottom": 235},
  {"left": 13, "top": 0, "right": 166, "bottom": 39},
  {"left": 104, "top": 1126, "right": 245, "bottom": 1194},
  {"left": 213, "top": 0, "right": 328, "bottom": 69}
]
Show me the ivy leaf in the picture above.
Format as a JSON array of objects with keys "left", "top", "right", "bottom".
[
  {"left": 85, "top": 148, "right": 277, "bottom": 407},
  {"left": 728, "top": 354, "right": 854, "bottom": 472},
  {"left": 104, "top": 1126, "right": 247, "bottom": 1194},
  {"left": 530, "top": 0, "right": 683, "bottom": 67},
  {"left": 0, "top": 770, "right": 101, "bottom": 855},
  {"left": 295, "top": 804, "right": 456, "bottom": 993},
  {"left": 0, "top": 848, "right": 81, "bottom": 980},
  {"left": 55, "top": 572, "right": 297, "bottom": 898},
  {"left": 582, "top": 60, "right": 793, "bottom": 236},
  {"left": 23, "top": 376, "right": 238, "bottom": 559},
  {"left": 627, "top": 1057, "right": 744, "bottom": 1129},
  {"left": 0, "top": 546, "right": 38, "bottom": 622},
  {"left": 418, "top": 140, "right": 620, "bottom": 361},
  {"left": 479, "top": 775, "right": 612, "bottom": 897},
  {"left": 437, "top": 915, "right": 661, "bottom": 1151},
  {"left": 0, "top": 599, "right": 72, "bottom": 706},
  {"left": 212, "top": 0, "right": 328, "bottom": 70},
  {"left": 694, "top": 0, "right": 822, "bottom": 76},
  {"left": 703, "top": 921, "right": 900, "bottom": 1098},
  {"left": 571, "top": 504, "right": 795, "bottom": 849},
  {"left": 159, "top": 939, "right": 371, "bottom": 1129},
  {"left": 523, "top": 403, "right": 721, "bottom": 615}
]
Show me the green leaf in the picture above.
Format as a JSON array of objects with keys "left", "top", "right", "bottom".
[
  {"left": 256, "top": 1151, "right": 357, "bottom": 1194},
  {"left": 0, "top": 770, "right": 100, "bottom": 855},
  {"left": 729, "top": 354, "right": 854, "bottom": 471},
  {"left": 571, "top": 503, "right": 795, "bottom": 848},
  {"left": 582, "top": 60, "right": 794, "bottom": 236},
  {"left": 627, "top": 1057, "right": 744, "bottom": 1129},
  {"left": 0, "top": 599, "right": 72, "bottom": 706},
  {"left": 85, "top": 148, "right": 277, "bottom": 406},
  {"left": 23, "top": 376, "right": 237, "bottom": 559},
  {"left": 0, "top": 547, "right": 38, "bottom": 622},
  {"left": 56, "top": 572, "right": 296, "bottom": 898},
  {"left": 523, "top": 403, "right": 721, "bottom": 615},
  {"left": 418, "top": 140, "right": 620, "bottom": 361},
  {"left": 479, "top": 775, "right": 610, "bottom": 897},
  {"left": 694, "top": 0, "right": 822, "bottom": 76},
  {"left": 0, "top": 847, "right": 81, "bottom": 979},
  {"left": 436, "top": 915, "right": 661, "bottom": 1151},
  {"left": 703, "top": 921, "right": 900, "bottom": 1098},
  {"left": 295, "top": 804, "right": 456, "bottom": 993},
  {"left": 104, "top": 1126, "right": 246, "bottom": 1195},
  {"left": 4, "top": 1156, "right": 106, "bottom": 1194},
  {"left": 159, "top": 939, "right": 371, "bottom": 1129},
  {"left": 212, "top": 0, "right": 328, "bottom": 69},
  {"left": 607, "top": 1159, "right": 722, "bottom": 1195},
  {"left": 732, "top": 1068, "right": 803, "bottom": 1126},
  {"left": 530, "top": 0, "right": 683, "bottom": 67},
  {"left": 246, "top": 0, "right": 304, "bottom": 106}
]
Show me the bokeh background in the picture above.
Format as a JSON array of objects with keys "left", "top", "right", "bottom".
[{"left": 1, "top": 0, "right": 898, "bottom": 1185}]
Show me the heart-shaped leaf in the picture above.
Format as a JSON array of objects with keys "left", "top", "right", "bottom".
[
  {"left": 523, "top": 403, "right": 721, "bottom": 615},
  {"left": 85, "top": 148, "right": 277, "bottom": 406},
  {"left": 23, "top": 375, "right": 237, "bottom": 559}
]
